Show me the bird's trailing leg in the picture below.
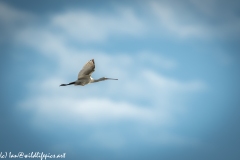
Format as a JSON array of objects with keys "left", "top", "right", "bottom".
[{"left": 60, "top": 81, "right": 75, "bottom": 86}]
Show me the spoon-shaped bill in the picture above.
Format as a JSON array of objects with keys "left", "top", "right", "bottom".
[{"left": 106, "top": 78, "right": 118, "bottom": 80}]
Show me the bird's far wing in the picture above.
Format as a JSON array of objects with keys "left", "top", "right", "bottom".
[{"left": 78, "top": 59, "right": 95, "bottom": 79}]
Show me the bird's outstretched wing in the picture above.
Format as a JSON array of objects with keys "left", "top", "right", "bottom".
[{"left": 78, "top": 59, "right": 95, "bottom": 79}]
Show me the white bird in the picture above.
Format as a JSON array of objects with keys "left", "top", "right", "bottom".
[{"left": 60, "top": 59, "right": 118, "bottom": 86}]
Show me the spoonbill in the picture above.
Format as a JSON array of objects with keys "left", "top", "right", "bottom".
[{"left": 60, "top": 59, "right": 118, "bottom": 86}]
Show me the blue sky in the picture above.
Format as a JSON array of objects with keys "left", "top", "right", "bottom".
[{"left": 1, "top": 0, "right": 240, "bottom": 160}]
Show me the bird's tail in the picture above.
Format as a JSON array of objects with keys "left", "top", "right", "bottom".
[{"left": 59, "top": 81, "right": 75, "bottom": 86}]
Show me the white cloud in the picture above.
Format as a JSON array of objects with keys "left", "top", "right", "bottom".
[
  {"left": 51, "top": 7, "right": 146, "bottom": 43},
  {"left": 150, "top": 1, "right": 208, "bottom": 38},
  {"left": 2, "top": 0, "right": 240, "bottom": 45},
  {"left": 21, "top": 97, "right": 158, "bottom": 125},
  {"left": 144, "top": 70, "right": 206, "bottom": 92},
  {"left": 150, "top": 0, "right": 240, "bottom": 39}
]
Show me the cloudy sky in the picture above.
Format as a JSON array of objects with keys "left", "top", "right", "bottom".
[{"left": 1, "top": 0, "right": 240, "bottom": 159}]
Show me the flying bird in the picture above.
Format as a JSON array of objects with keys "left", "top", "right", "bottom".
[{"left": 60, "top": 59, "right": 118, "bottom": 86}]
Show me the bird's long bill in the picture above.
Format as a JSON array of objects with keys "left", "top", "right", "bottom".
[{"left": 106, "top": 78, "right": 118, "bottom": 80}]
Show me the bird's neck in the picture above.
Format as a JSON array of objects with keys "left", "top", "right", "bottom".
[
  {"left": 90, "top": 77, "right": 94, "bottom": 83},
  {"left": 92, "top": 77, "right": 105, "bottom": 83}
]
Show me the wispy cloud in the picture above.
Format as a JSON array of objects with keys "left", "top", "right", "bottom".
[
  {"left": 150, "top": 0, "right": 240, "bottom": 39},
  {"left": 3, "top": 0, "right": 239, "bottom": 46},
  {"left": 21, "top": 97, "right": 157, "bottom": 125},
  {"left": 150, "top": 1, "right": 208, "bottom": 38},
  {"left": 51, "top": 7, "right": 146, "bottom": 43}
]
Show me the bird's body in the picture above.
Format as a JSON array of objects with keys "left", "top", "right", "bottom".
[{"left": 60, "top": 59, "right": 118, "bottom": 86}]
